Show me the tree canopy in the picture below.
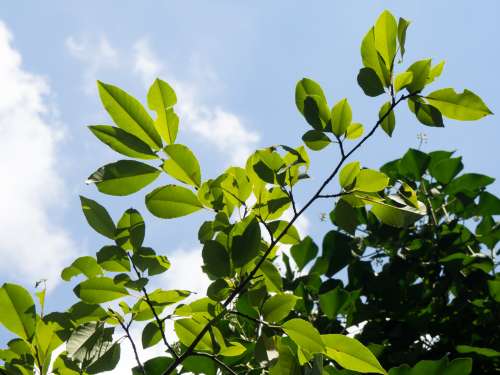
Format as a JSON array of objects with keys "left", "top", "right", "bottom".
[{"left": 0, "top": 9, "right": 498, "bottom": 375}]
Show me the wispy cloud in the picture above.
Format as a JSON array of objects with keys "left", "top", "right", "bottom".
[
  {"left": 0, "top": 22, "right": 76, "bottom": 288},
  {"left": 66, "top": 35, "right": 118, "bottom": 94},
  {"left": 132, "top": 38, "right": 261, "bottom": 165}
]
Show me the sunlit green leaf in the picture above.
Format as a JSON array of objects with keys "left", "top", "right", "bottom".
[
  {"left": 345, "top": 123, "right": 364, "bottom": 140},
  {"left": 87, "top": 160, "right": 161, "bottom": 196},
  {"left": 146, "top": 184, "right": 203, "bottom": 218},
  {"left": 355, "top": 169, "right": 389, "bottom": 192},
  {"left": 0, "top": 283, "right": 36, "bottom": 340},
  {"left": 331, "top": 99, "right": 352, "bottom": 136},
  {"left": 115, "top": 208, "right": 145, "bottom": 251},
  {"left": 394, "top": 71, "right": 413, "bottom": 92},
  {"left": 74, "top": 277, "right": 129, "bottom": 304},
  {"left": 379, "top": 101, "right": 396, "bottom": 136},
  {"left": 61, "top": 256, "right": 103, "bottom": 281},
  {"left": 290, "top": 236, "right": 318, "bottom": 272},
  {"left": 268, "top": 220, "right": 301, "bottom": 245},
  {"left": 406, "top": 59, "right": 431, "bottom": 93},
  {"left": 96, "top": 246, "right": 130, "bottom": 272},
  {"left": 374, "top": 10, "right": 397, "bottom": 69},
  {"left": 323, "top": 334, "right": 387, "bottom": 374},
  {"left": 295, "top": 78, "right": 327, "bottom": 115},
  {"left": 361, "top": 27, "right": 390, "bottom": 86},
  {"left": 147, "top": 78, "right": 178, "bottom": 145},
  {"left": 282, "top": 318, "right": 325, "bottom": 355},
  {"left": 427, "top": 60, "right": 445, "bottom": 84},
  {"left": 426, "top": 88, "right": 493, "bottom": 120},
  {"left": 162, "top": 144, "right": 201, "bottom": 187},
  {"left": 97, "top": 81, "right": 161, "bottom": 149},
  {"left": 262, "top": 294, "right": 299, "bottom": 323},
  {"left": 397, "top": 17, "right": 410, "bottom": 59},
  {"left": 339, "top": 161, "right": 361, "bottom": 189}
]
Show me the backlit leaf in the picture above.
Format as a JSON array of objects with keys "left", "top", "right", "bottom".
[
  {"left": 146, "top": 184, "right": 203, "bottom": 219},
  {"left": 426, "top": 88, "right": 493, "bottom": 120}
]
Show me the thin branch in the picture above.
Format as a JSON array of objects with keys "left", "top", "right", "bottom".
[
  {"left": 317, "top": 192, "right": 348, "bottom": 199},
  {"left": 287, "top": 169, "right": 298, "bottom": 215},
  {"left": 334, "top": 134, "right": 346, "bottom": 158},
  {"left": 227, "top": 310, "right": 282, "bottom": 329},
  {"left": 162, "top": 92, "right": 413, "bottom": 375},
  {"left": 128, "top": 254, "right": 179, "bottom": 359},
  {"left": 192, "top": 352, "right": 238, "bottom": 375},
  {"left": 113, "top": 311, "right": 145, "bottom": 374}
]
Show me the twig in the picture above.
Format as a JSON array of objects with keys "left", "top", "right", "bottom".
[
  {"left": 227, "top": 310, "right": 282, "bottom": 329},
  {"left": 128, "top": 254, "right": 179, "bottom": 359},
  {"left": 113, "top": 311, "right": 145, "bottom": 374}
]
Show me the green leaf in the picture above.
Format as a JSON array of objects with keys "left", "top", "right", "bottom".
[
  {"left": 374, "top": 10, "right": 397, "bottom": 69},
  {"left": 86, "top": 342, "right": 120, "bottom": 374},
  {"left": 0, "top": 283, "right": 36, "bottom": 340},
  {"left": 398, "top": 148, "right": 430, "bottom": 180},
  {"left": 488, "top": 279, "right": 500, "bottom": 302},
  {"left": 322, "top": 334, "right": 387, "bottom": 375},
  {"left": 207, "top": 279, "right": 231, "bottom": 301},
  {"left": 61, "top": 256, "right": 103, "bottom": 281},
  {"left": 445, "top": 173, "right": 495, "bottom": 194},
  {"left": 87, "top": 160, "right": 160, "bottom": 196},
  {"left": 96, "top": 246, "right": 130, "bottom": 272},
  {"left": 428, "top": 156, "right": 463, "bottom": 184},
  {"left": 146, "top": 184, "right": 203, "bottom": 219},
  {"left": 268, "top": 220, "right": 301, "bottom": 245},
  {"left": 369, "top": 197, "right": 426, "bottom": 228},
  {"left": 345, "top": 123, "right": 364, "bottom": 140},
  {"left": 379, "top": 101, "right": 396, "bottom": 136},
  {"left": 147, "top": 78, "right": 178, "bottom": 144},
  {"left": 115, "top": 208, "right": 145, "bottom": 251},
  {"left": 202, "top": 240, "right": 231, "bottom": 278},
  {"left": 354, "top": 169, "right": 389, "bottom": 192},
  {"left": 397, "top": 17, "right": 410, "bottom": 59},
  {"left": 131, "top": 247, "right": 171, "bottom": 276},
  {"left": 331, "top": 99, "right": 352, "bottom": 136},
  {"left": 406, "top": 59, "right": 431, "bottom": 93},
  {"left": 303, "top": 95, "right": 331, "bottom": 130},
  {"left": 334, "top": 199, "right": 358, "bottom": 234},
  {"left": 80, "top": 196, "right": 116, "bottom": 239},
  {"left": 262, "top": 294, "right": 299, "bottom": 323},
  {"left": 162, "top": 144, "right": 201, "bottom": 187},
  {"left": 456, "top": 345, "right": 500, "bottom": 358},
  {"left": 477, "top": 191, "right": 500, "bottom": 215},
  {"left": 133, "top": 357, "right": 174, "bottom": 375},
  {"left": 142, "top": 321, "right": 164, "bottom": 349},
  {"left": 290, "top": 236, "right": 318, "bottom": 271},
  {"left": 388, "top": 357, "right": 472, "bottom": 375},
  {"left": 174, "top": 318, "right": 214, "bottom": 352},
  {"left": 322, "top": 230, "right": 353, "bottom": 276},
  {"left": 88, "top": 125, "right": 157, "bottom": 160},
  {"left": 302, "top": 130, "right": 331, "bottom": 151},
  {"left": 74, "top": 277, "right": 129, "bottom": 304},
  {"left": 407, "top": 97, "right": 444, "bottom": 127},
  {"left": 319, "top": 287, "right": 351, "bottom": 319},
  {"left": 295, "top": 78, "right": 327, "bottom": 115},
  {"left": 361, "top": 27, "right": 390, "bottom": 86},
  {"left": 427, "top": 60, "right": 445, "bottom": 84},
  {"left": 357, "top": 68, "right": 385, "bottom": 97},
  {"left": 426, "top": 88, "right": 493, "bottom": 120},
  {"left": 258, "top": 260, "right": 283, "bottom": 292},
  {"left": 394, "top": 71, "right": 413, "bottom": 92},
  {"left": 231, "top": 217, "right": 261, "bottom": 268},
  {"left": 282, "top": 318, "right": 325, "bottom": 355},
  {"left": 339, "top": 161, "right": 360, "bottom": 189},
  {"left": 97, "top": 81, "right": 161, "bottom": 149}
]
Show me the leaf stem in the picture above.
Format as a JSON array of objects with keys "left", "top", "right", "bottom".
[{"left": 113, "top": 311, "right": 145, "bottom": 374}]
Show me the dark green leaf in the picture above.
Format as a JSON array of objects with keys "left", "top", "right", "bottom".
[
  {"left": 231, "top": 217, "right": 261, "bottom": 268},
  {"left": 302, "top": 130, "right": 331, "bottom": 151},
  {"left": 96, "top": 246, "right": 130, "bottom": 272},
  {"left": 407, "top": 97, "right": 444, "bottom": 127},
  {"left": 398, "top": 148, "right": 430, "bottom": 180},
  {"left": 357, "top": 68, "right": 385, "bottom": 97},
  {"left": 290, "top": 236, "right": 319, "bottom": 271},
  {"left": 202, "top": 240, "right": 231, "bottom": 278},
  {"left": 79, "top": 196, "right": 116, "bottom": 239},
  {"left": 88, "top": 125, "right": 157, "bottom": 160},
  {"left": 406, "top": 59, "right": 431, "bottom": 93},
  {"left": 379, "top": 101, "right": 395, "bottom": 136}
]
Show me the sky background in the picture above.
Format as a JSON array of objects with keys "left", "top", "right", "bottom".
[{"left": 0, "top": 1, "right": 499, "bottom": 372}]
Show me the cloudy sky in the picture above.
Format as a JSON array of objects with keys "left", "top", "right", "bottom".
[{"left": 1, "top": 1, "right": 499, "bottom": 372}]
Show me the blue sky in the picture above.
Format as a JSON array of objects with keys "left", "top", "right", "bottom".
[{"left": 0, "top": 1, "right": 499, "bottom": 371}]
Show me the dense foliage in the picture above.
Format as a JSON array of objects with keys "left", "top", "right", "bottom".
[{"left": 0, "top": 9, "right": 498, "bottom": 375}]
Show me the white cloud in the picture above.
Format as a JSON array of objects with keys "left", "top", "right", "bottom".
[
  {"left": 66, "top": 35, "right": 118, "bottom": 94},
  {"left": 132, "top": 38, "right": 260, "bottom": 165},
  {"left": 0, "top": 22, "right": 76, "bottom": 287}
]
